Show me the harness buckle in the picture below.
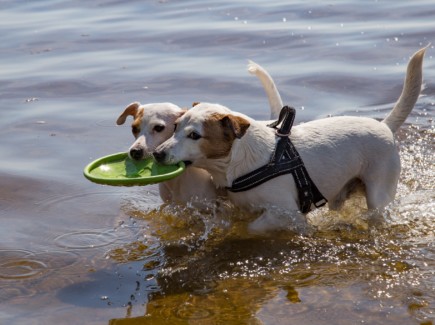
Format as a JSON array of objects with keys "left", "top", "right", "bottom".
[
  {"left": 275, "top": 129, "right": 290, "bottom": 137},
  {"left": 314, "top": 199, "right": 327, "bottom": 208}
]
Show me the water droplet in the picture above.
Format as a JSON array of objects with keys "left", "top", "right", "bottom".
[{"left": 145, "top": 273, "right": 155, "bottom": 281}]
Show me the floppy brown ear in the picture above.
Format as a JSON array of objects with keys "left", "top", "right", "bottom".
[
  {"left": 116, "top": 102, "right": 140, "bottom": 125},
  {"left": 220, "top": 114, "right": 250, "bottom": 139},
  {"left": 192, "top": 102, "right": 200, "bottom": 107}
]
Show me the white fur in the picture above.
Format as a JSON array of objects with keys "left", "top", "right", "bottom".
[
  {"left": 117, "top": 62, "right": 283, "bottom": 204},
  {"left": 154, "top": 47, "right": 426, "bottom": 232},
  {"left": 248, "top": 60, "right": 283, "bottom": 119}
]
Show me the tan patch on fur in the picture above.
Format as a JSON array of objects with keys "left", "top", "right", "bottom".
[
  {"left": 200, "top": 113, "right": 250, "bottom": 159},
  {"left": 131, "top": 108, "right": 144, "bottom": 136}
]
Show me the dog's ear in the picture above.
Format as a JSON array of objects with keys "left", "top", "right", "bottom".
[
  {"left": 192, "top": 102, "right": 200, "bottom": 107},
  {"left": 220, "top": 114, "right": 250, "bottom": 139},
  {"left": 175, "top": 109, "right": 188, "bottom": 122},
  {"left": 116, "top": 102, "right": 140, "bottom": 125}
]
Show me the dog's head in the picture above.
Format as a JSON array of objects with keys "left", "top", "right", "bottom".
[
  {"left": 153, "top": 103, "right": 250, "bottom": 167},
  {"left": 116, "top": 102, "right": 186, "bottom": 160}
]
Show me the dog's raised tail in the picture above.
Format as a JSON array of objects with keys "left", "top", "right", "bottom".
[
  {"left": 248, "top": 60, "right": 283, "bottom": 119},
  {"left": 382, "top": 46, "right": 427, "bottom": 133}
]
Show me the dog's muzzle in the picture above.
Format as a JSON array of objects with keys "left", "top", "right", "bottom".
[
  {"left": 130, "top": 147, "right": 144, "bottom": 160},
  {"left": 152, "top": 150, "right": 166, "bottom": 163}
]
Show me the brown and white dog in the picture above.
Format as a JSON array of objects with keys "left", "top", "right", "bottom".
[
  {"left": 116, "top": 61, "right": 284, "bottom": 205},
  {"left": 153, "top": 47, "right": 426, "bottom": 232}
]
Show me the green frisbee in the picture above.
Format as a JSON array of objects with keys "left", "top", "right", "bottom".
[{"left": 83, "top": 152, "right": 185, "bottom": 186}]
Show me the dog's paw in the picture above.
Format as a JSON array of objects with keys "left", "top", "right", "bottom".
[{"left": 247, "top": 209, "right": 310, "bottom": 235}]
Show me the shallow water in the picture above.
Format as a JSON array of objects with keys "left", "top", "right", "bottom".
[{"left": 0, "top": 0, "right": 434, "bottom": 324}]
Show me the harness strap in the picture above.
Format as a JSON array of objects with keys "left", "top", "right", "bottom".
[
  {"left": 227, "top": 106, "right": 327, "bottom": 213},
  {"left": 267, "top": 105, "right": 295, "bottom": 135}
]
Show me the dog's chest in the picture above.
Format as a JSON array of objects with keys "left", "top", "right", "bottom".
[{"left": 228, "top": 174, "right": 300, "bottom": 212}]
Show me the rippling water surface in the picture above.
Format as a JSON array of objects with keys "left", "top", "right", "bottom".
[{"left": 0, "top": 1, "right": 434, "bottom": 324}]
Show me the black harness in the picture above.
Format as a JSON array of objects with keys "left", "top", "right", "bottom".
[{"left": 226, "top": 106, "right": 327, "bottom": 213}]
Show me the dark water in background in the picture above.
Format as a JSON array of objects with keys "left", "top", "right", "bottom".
[{"left": 0, "top": 1, "right": 434, "bottom": 324}]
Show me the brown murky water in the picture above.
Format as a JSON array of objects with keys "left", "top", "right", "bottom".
[{"left": 0, "top": 1, "right": 434, "bottom": 324}]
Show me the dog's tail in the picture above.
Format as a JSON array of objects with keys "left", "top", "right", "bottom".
[
  {"left": 248, "top": 60, "right": 283, "bottom": 120},
  {"left": 382, "top": 46, "right": 427, "bottom": 133}
]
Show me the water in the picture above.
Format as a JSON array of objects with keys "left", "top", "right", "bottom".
[{"left": 0, "top": 0, "right": 434, "bottom": 324}]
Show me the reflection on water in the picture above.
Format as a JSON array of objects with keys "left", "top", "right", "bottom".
[
  {"left": 0, "top": 249, "right": 47, "bottom": 280},
  {"left": 54, "top": 229, "right": 120, "bottom": 249},
  {"left": 0, "top": 0, "right": 434, "bottom": 324}
]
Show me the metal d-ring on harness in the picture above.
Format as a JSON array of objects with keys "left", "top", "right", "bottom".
[{"left": 226, "top": 106, "right": 327, "bottom": 213}]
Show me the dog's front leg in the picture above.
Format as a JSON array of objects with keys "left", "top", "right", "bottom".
[
  {"left": 158, "top": 182, "right": 173, "bottom": 202},
  {"left": 247, "top": 206, "right": 310, "bottom": 235}
]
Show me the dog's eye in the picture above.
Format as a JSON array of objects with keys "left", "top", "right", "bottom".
[
  {"left": 153, "top": 125, "right": 165, "bottom": 133},
  {"left": 187, "top": 131, "right": 201, "bottom": 140}
]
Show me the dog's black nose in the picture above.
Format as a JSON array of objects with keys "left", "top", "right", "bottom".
[
  {"left": 153, "top": 150, "right": 166, "bottom": 163},
  {"left": 130, "top": 147, "right": 144, "bottom": 160}
]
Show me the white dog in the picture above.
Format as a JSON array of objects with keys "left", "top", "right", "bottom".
[
  {"left": 153, "top": 47, "right": 426, "bottom": 232},
  {"left": 116, "top": 61, "right": 283, "bottom": 204}
]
